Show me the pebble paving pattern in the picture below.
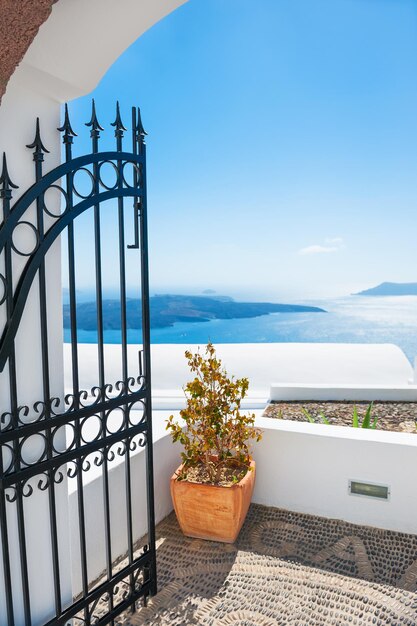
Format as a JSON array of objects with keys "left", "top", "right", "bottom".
[{"left": 118, "top": 504, "right": 417, "bottom": 625}]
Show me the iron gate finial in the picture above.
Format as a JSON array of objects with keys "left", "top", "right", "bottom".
[
  {"left": 111, "top": 101, "right": 127, "bottom": 138},
  {"left": 0, "top": 153, "right": 18, "bottom": 199},
  {"left": 57, "top": 103, "right": 77, "bottom": 145},
  {"left": 26, "top": 117, "right": 50, "bottom": 162},
  {"left": 86, "top": 98, "right": 104, "bottom": 138}
]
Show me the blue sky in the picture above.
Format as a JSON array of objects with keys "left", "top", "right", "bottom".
[{"left": 68, "top": 0, "right": 417, "bottom": 301}]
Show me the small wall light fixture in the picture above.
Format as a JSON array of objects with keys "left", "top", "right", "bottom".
[{"left": 348, "top": 480, "right": 390, "bottom": 501}]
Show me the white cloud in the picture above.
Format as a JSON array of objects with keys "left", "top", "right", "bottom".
[
  {"left": 298, "top": 238, "right": 345, "bottom": 256},
  {"left": 298, "top": 244, "right": 338, "bottom": 255},
  {"left": 325, "top": 237, "right": 344, "bottom": 245}
]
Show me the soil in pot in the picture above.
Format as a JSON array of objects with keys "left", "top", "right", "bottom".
[{"left": 171, "top": 460, "right": 256, "bottom": 543}]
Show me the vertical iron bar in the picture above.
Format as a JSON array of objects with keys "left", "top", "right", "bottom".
[
  {"left": 114, "top": 104, "right": 128, "bottom": 386},
  {"left": 136, "top": 107, "right": 157, "bottom": 596},
  {"left": 90, "top": 116, "right": 105, "bottom": 398},
  {"left": 76, "top": 458, "right": 89, "bottom": 612},
  {"left": 59, "top": 105, "right": 80, "bottom": 410},
  {"left": 88, "top": 102, "right": 114, "bottom": 620},
  {"left": 3, "top": 190, "right": 31, "bottom": 625},
  {"left": 29, "top": 119, "right": 62, "bottom": 618},
  {"left": 0, "top": 157, "right": 15, "bottom": 626},
  {"left": 102, "top": 446, "right": 114, "bottom": 622},
  {"left": 15, "top": 483, "right": 31, "bottom": 626},
  {"left": 68, "top": 217, "right": 78, "bottom": 396},
  {"left": 66, "top": 150, "right": 89, "bottom": 624},
  {"left": 59, "top": 106, "right": 89, "bottom": 623},
  {"left": 0, "top": 482, "right": 13, "bottom": 625},
  {"left": 110, "top": 104, "right": 130, "bottom": 621},
  {"left": 117, "top": 108, "right": 141, "bottom": 611},
  {"left": 0, "top": 480, "right": 13, "bottom": 625}
]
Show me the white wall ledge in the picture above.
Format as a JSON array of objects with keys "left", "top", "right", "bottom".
[
  {"left": 64, "top": 342, "right": 415, "bottom": 403},
  {"left": 255, "top": 415, "right": 417, "bottom": 446},
  {"left": 270, "top": 382, "right": 417, "bottom": 402}
]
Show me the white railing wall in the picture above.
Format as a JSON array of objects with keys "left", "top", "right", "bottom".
[{"left": 253, "top": 417, "right": 417, "bottom": 535}]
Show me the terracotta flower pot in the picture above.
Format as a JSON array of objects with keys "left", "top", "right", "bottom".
[{"left": 170, "top": 460, "right": 256, "bottom": 543}]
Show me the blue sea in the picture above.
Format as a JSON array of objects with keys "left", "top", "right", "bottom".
[{"left": 64, "top": 295, "right": 417, "bottom": 364}]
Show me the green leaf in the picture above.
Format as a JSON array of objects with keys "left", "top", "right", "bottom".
[
  {"left": 352, "top": 406, "right": 359, "bottom": 428},
  {"left": 361, "top": 402, "right": 373, "bottom": 429},
  {"left": 319, "top": 412, "right": 331, "bottom": 425},
  {"left": 165, "top": 342, "right": 261, "bottom": 484},
  {"left": 302, "top": 407, "right": 315, "bottom": 423}
]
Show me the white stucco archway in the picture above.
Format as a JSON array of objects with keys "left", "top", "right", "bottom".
[{"left": 19, "top": 0, "right": 189, "bottom": 102}]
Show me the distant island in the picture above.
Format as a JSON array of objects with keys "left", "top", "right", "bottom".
[
  {"left": 355, "top": 282, "right": 417, "bottom": 297},
  {"left": 63, "top": 294, "right": 326, "bottom": 331}
]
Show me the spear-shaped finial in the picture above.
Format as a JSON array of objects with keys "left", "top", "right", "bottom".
[
  {"left": 85, "top": 99, "right": 104, "bottom": 138},
  {"left": 134, "top": 107, "right": 147, "bottom": 156},
  {"left": 0, "top": 153, "right": 18, "bottom": 199},
  {"left": 26, "top": 118, "right": 50, "bottom": 162},
  {"left": 135, "top": 107, "right": 147, "bottom": 139},
  {"left": 57, "top": 103, "right": 77, "bottom": 144},
  {"left": 111, "top": 101, "right": 127, "bottom": 137}
]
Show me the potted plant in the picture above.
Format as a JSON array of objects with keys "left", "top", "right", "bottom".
[{"left": 166, "top": 342, "right": 262, "bottom": 543}]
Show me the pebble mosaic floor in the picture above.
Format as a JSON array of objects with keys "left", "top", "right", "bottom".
[{"left": 119, "top": 504, "right": 417, "bottom": 625}]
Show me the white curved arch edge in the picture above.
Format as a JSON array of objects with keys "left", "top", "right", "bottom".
[{"left": 20, "top": 0, "right": 188, "bottom": 101}]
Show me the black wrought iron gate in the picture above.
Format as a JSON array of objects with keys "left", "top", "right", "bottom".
[{"left": 0, "top": 102, "right": 156, "bottom": 625}]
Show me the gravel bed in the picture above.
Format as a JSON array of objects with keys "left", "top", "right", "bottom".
[{"left": 264, "top": 401, "right": 417, "bottom": 433}]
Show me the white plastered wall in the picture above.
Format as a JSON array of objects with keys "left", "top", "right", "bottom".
[{"left": 253, "top": 417, "right": 417, "bottom": 535}]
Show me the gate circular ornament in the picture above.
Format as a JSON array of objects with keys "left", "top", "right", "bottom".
[
  {"left": 128, "top": 399, "right": 146, "bottom": 426},
  {"left": 52, "top": 423, "right": 76, "bottom": 454},
  {"left": 105, "top": 407, "right": 125, "bottom": 435},
  {"left": 98, "top": 160, "right": 119, "bottom": 191},
  {"left": 11, "top": 220, "right": 39, "bottom": 256},
  {"left": 1, "top": 443, "right": 14, "bottom": 475},
  {"left": 43, "top": 184, "right": 69, "bottom": 218},
  {"left": 73, "top": 166, "right": 95, "bottom": 199},
  {"left": 20, "top": 433, "right": 47, "bottom": 467},
  {"left": 122, "top": 160, "right": 141, "bottom": 188},
  {"left": 0, "top": 273, "right": 7, "bottom": 305},
  {"left": 80, "top": 414, "right": 103, "bottom": 444}
]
